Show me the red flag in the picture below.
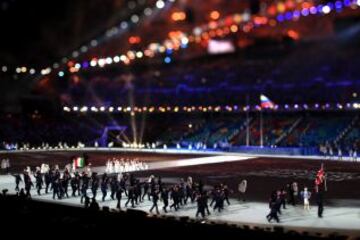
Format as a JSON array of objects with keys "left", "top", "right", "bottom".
[{"left": 315, "top": 164, "right": 325, "bottom": 186}]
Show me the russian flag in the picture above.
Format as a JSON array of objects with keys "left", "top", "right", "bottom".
[{"left": 260, "top": 94, "right": 275, "bottom": 109}]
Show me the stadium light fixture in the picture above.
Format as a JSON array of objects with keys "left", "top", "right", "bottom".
[{"left": 156, "top": 0, "right": 165, "bottom": 9}]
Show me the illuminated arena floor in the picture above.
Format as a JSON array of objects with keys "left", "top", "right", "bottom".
[
  {"left": 0, "top": 149, "right": 360, "bottom": 236},
  {"left": 0, "top": 175, "right": 360, "bottom": 236}
]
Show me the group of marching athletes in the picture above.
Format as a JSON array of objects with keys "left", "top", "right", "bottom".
[
  {"left": 11, "top": 163, "right": 238, "bottom": 218},
  {"left": 266, "top": 166, "right": 327, "bottom": 223},
  {"left": 10, "top": 162, "right": 329, "bottom": 222},
  {"left": 12, "top": 164, "right": 90, "bottom": 199}
]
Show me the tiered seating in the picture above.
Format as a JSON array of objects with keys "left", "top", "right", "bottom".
[
  {"left": 299, "top": 117, "right": 352, "bottom": 147},
  {"left": 208, "top": 119, "right": 244, "bottom": 145},
  {"left": 340, "top": 120, "right": 360, "bottom": 149}
]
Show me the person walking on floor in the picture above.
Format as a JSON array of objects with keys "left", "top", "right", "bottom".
[
  {"left": 238, "top": 179, "right": 247, "bottom": 202},
  {"left": 150, "top": 190, "right": 160, "bottom": 214}
]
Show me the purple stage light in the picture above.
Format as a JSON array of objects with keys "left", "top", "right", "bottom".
[
  {"left": 82, "top": 61, "right": 89, "bottom": 69},
  {"left": 335, "top": 1, "right": 343, "bottom": 9},
  {"left": 293, "top": 10, "right": 301, "bottom": 18},
  {"left": 310, "top": 6, "right": 317, "bottom": 14},
  {"left": 301, "top": 8, "right": 309, "bottom": 16}
]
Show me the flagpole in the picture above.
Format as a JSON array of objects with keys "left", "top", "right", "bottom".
[
  {"left": 260, "top": 108, "right": 263, "bottom": 147},
  {"left": 246, "top": 95, "right": 250, "bottom": 147}
]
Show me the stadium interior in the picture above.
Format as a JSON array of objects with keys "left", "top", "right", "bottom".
[{"left": 0, "top": 0, "right": 360, "bottom": 239}]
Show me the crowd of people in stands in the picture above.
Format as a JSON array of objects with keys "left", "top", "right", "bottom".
[
  {"left": 0, "top": 111, "right": 359, "bottom": 157},
  {"left": 58, "top": 40, "right": 360, "bottom": 107}
]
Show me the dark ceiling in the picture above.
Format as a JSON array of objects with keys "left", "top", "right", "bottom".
[{"left": 0, "top": 0, "right": 125, "bottom": 68}]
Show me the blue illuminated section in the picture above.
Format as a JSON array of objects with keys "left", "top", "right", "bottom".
[
  {"left": 301, "top": 8, "right": 310, "bottom": 16},
  {"left": 285, "top": 12, "right": 293, "bottom": 20},
  {"left": 164, "top": 56, "right": 172, "bottom": 64},
  {"left": 293, "top": 10, "right": 301, "bottom": 18},
  {"left": 166, "top": 48, "right": 173, "bottom": 55},
  {"left": 276, "top": 14, "right": 284, "bottom": 22},
  {"left": 82, "top": 61, "right": 89, "bottom": 69}
]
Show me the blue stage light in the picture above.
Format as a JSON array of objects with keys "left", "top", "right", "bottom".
[
  {"left": 285, "top": 12, "right": 293, "bottom": 20},
  {"left": 276, "top": 14, "right": 284, "bottom": 22},
  {"left": 301, "top": 8, "right": 309, "bottom": 16},
  {"left": 164, "top": 57, "right": 171, "bottom": 64}
]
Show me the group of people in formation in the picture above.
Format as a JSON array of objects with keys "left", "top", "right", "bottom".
[
  {"left": 11, "top": 162, "right": 243, "bottom": 218},
  {"left": 10, "top": 161, "right": 327, "bottom": 222},
  {"left": 105, "top": 158, "right": 148, "bottom": 174},
  {"left": 319, "top": 143, "right": 357, "bottom": 161},
  {"left": 12, "top": 163, "right": 93, "bottom": 199},
  {"left": 266, "top": 181, "right": 325, "bottom": 223}
]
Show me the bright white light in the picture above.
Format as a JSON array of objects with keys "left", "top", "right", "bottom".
[
  {"left": 105, "top": 57, "right": 113, "bottom": 64},
  {"left": 98, "top": 59, "right": 106, "bottom": 67},
  {"left": 109, "top": 107, "right": 114, "bottom": 112},
  {"left": 131, "top": 15, "right": 139, "bottom": 23},
  {"left": 41, "top": 68, "right": 51, "bottom": 75},
  {"left": 63, "top": 106, "right": 71, "bottom": 112},
  {"left": 136, "top": 51, "right": 143, "bottom": 58},
  {"left": 90, "top": 59, "right": 97, "bottom": 67},
  {"left": 113, "top": 56, "right": 120, "bottom": 63},
  {"left": 144, "top": 8, "right": 152, "bottom": 16},
  {"left": 322, "top": 5, "right": 331, "bottom": 14},
  {"left": 120, "top": 55, "right": 127, "bottom": 61},
  {"left": 29, "top": 68, "right": 35, "bottom": 74},
  {"left": 181, "top": 37, "right": 189, "bottom": 45},
  {"left": 156, "top": 0, "right": 165, "bottom": 9},
  {"left": 1, "top": 66, "right": 7, "bottom": 72},
  {"left": 16, "top": 67, "right": 21, "bottom": 73},
  {"left": 80, "top": 106, "right": 88, "bottom": 112},
  {"left": 58, "top": 71, "right": 64, "bottom": 77},
  {"left": 21, "top": 67, "right": 27, "bottom": 73},
  {"left": 74, "top": 63, "right": 81, "bottom": 69},
  {"left": 91, "top": 106, "right": 98, "bottom": 112},
  {"left": 357, "top": 0, "right": 360, "bottom": 7},
  {"left": 73, "top": 106, "right": 79, "bottom": 111},
  {"left": 100, "top": 106, "right": 106, "bottom": 111}
]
